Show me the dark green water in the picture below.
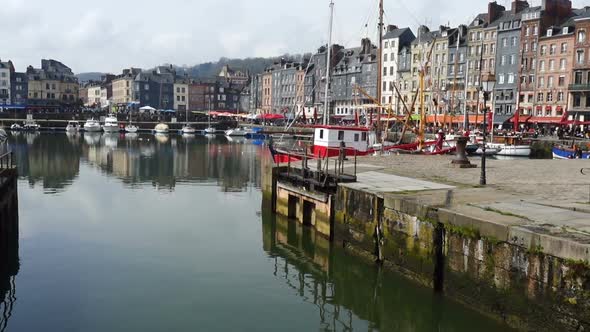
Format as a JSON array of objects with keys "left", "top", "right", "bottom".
[{"left": 0, "top": 132, "right": 511, "bottom": 331}]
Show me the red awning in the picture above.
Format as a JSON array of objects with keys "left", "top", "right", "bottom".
[
  {"left": 545, "top": 106, "right": 552, "bottom": 111},
  {"left": 261, "top": 113, "right": 285, "bottom": 120},
  {"left": 511, "top": 115, "right": 532, "bottom": 123},
  {"left": 527, "top": 116, "right": 563, "bottom": 124},
  {"left": 536, "top": 106, "right": 542, "bottom": 111}
]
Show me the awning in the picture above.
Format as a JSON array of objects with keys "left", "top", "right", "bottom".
[
  {"left": 510, "top": 115, "right": 532, "bottom": 123},
  {"left": 493, "top": 114, "right": 513, "bottom": 125},
  {"left": 261, "top": 113, "right": 285, "bottom": 120},
  {"left": 527, "top": 116, "right": 563, "bottom": 124}
]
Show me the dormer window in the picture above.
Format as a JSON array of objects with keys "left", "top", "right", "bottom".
[{"left": 563, "top": 27, "right": 569, "bottom": 34}]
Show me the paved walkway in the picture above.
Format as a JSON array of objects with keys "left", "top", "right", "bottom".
[{"left": 338, "top": 155, "right": 590, "bottom": 260}]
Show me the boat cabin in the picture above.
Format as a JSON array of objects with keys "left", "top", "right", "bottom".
[{"left": 311, "top": 126, "right": 370, "bottom": 157}]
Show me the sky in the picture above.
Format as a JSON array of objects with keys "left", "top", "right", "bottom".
[{"left": 1, "top": 0, "right": 586, "bottom": 74}]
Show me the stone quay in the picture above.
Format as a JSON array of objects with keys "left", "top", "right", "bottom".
[{"left": 263, "top": 152, "right": 590, "bottom": 331}]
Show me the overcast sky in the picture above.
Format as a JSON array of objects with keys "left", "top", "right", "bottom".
[{"left": 1, "top": 0, "right": 585, "bottom": 74}]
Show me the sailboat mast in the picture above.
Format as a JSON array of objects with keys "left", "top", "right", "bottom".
[
  {"left": 376, "top": 0, "right": 384, "bottom": 139},
  {"left": 450, "top": 32, "right": 460, "bottom": 130},
  {"left": 323, "top": 0, "right": 334, "bottom": 125}
]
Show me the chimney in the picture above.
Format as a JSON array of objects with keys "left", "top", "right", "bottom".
[
  {"left": 361, "top": 38, "right": 372, "bottom": 55},
  {"left": 487, "top": 1, "right": 506, "bottom": 24},
  {"left": 542, "top": 0, "right": 572, "bottom": 18},
  {"left": 386, "top": 25, "right": 398, "bottom": 32},
  {"left": 511, "top": 0, "right": 529, "bottom": 14}
]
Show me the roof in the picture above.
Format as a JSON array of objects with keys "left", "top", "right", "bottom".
[{"left": 383, "top": 27, "right": 411, "bottom": 40}]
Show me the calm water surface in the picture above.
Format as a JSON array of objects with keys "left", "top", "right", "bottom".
[{"left": 0, "top": 132, "right": 511, "bottom": 331}]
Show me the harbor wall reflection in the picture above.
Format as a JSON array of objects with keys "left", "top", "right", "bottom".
[
  {"left": 261, "top": 202, "right": 508, "bottom": 332},
  {"left": 7, "top": 133, "right": 263, "bottom": 193},
  {"left": 0, "top": 177, "right": 19, "bottom": 332}
]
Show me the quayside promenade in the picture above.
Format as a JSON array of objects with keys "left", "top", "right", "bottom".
[{"left": 265, "top": 154, "right": 590, "bottom": 331}]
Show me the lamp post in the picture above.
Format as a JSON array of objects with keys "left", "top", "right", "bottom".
[{"left": 480, "top": 72, "right": 496, "bottom": 186}]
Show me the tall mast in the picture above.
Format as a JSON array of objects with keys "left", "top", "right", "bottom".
[
  {"left": 376, "top": 0, "right": 384, "bottom": 139},
  {"left": 323, "top": 0, "right": 334, "bottom": 125}
]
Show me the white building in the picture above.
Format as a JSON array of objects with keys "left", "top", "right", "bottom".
[
  {"left": 174, "top": 81, "right": 189, "bottom": 111},
  {"left": 100, "top": 87, "right": 111, "bottom": 110},
  {"left": 0, "top": 60, "right": 13, "bottom": 106},
  {"left": 380, "top": 26, "right": 415, "bottom": 111},
  {"left": 86, "top": 85, "right": 102, "bottom": 107}
]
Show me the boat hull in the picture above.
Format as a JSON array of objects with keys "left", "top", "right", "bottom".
[
  {"left": 488, "top": 144, "right": 531, "bottom": 157},
  {"left": 125, "top": 126, "right": 139, "bottom": 133},
  {"left": 103, "top": 125, "right": 120, "bottom": 133},
  {"left": 552, "top": 146, "right": 590, "bottom": 159}
]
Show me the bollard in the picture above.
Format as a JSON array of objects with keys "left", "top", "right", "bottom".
[{"left": 451, "top": 137, "right": 476, "bottom": 169}]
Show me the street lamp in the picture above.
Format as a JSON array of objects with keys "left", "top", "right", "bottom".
[{"left": 480, "top": 72, "right": 496, "bottom": 186}]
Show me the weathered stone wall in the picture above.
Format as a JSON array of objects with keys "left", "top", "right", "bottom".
[{"left": 333, "top": 185, "right": 590, "bottom": 331}]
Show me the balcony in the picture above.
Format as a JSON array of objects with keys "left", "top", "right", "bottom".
[{"left": 569, "top": 84, "right": 590, "bottom": 91}]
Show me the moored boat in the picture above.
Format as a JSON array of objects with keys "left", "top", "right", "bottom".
[
  {"left": 552, "top": 145, "right": 590, "bottom": 159},
  {"left": 487, "top": 136, "right": 531, "bottom": 157},
  {"left": 125, "top": 124, "right": 139, "bottom": 133},
  {"left": 225, "top": 127, "right": 252, "bottom": 137},
  {"left": 84, "top": 118, "right": 102, "bottom": 132},
  {"left": 181, "top": 124, "right": 197, "bottom": 135},
  {"left": 102, "top": 114, "right": 119, "bottom": 133},
  {"left": 154, "top": 123, "right": 169, "bottom": 134},
  {"left": 66, "top": 121, "right": 81, "bottom": 132}
]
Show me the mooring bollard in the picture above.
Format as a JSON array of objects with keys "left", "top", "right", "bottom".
[
  {"left": 451, "top": 137, "right": 476, "bottom": 169},
  {"left": 582, "top": 168, "right": 590, "bottom": 204}
]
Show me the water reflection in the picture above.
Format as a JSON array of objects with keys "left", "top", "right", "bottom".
[
  {"left": 7, "top": 133, "right": 263, "bottom": 193},
  {"left": 261, "top": 206, "right": 511, "bottom": 331},
  {"left": 0, "top": 181, "right": 19, "bottom": 332}
]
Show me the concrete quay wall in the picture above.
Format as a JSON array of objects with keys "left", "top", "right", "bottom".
[{"left": 334, "top": 185, "right": 590, "bottom": 332}]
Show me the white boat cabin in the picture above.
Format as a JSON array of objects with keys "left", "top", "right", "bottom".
[{"left": 312, "top": 126, "right": 370, "bottom": 156}]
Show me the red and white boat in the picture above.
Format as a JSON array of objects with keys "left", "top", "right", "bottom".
[{"left": 269, "top": 125, "right": 451, "bottom": 164}]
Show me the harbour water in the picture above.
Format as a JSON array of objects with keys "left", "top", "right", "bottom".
[{"left": 1, "top": 132, "right": 511, "bottom": 331}]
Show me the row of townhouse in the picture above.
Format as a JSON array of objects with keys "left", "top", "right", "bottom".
[
  {"left": 88, "top": 65, "right": 249, "bottom": 112},
  {"left": 248, "top": 0, "right": 590, "bottom": 125},
  {"left": 0, "top": 59, "right": 79, "bottom": 111}
]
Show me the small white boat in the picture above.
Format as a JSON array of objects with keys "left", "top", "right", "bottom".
[
  {"left": 474, "top": 146, "right": 502, "bottom": 156},
  {"left": 181, "top": 124, "right": 197, "bottom": 135},
  {"left": 65, "top": 121, "right": 81, "bottom": 132},
  {"left": 102, "top": 114, "right": 120, "bottom": 133},
  {"left": 487, "top": 143, "right": 531, "bottom": 157},
  {"left": 84, "top": 118, "right": 102, "bottom": 132},
  {"left": 204, "top": 127, "right": 216, "bottom": 134},
  {"left": 154, "top": 123, "right": 169, "bottom": 134},
  {"left": 224, "top": 127, "right": 251, "bottom": 137},
  {"left": 125, "top": 124, "right": 139, "bottom": 133},
  {"left": 22, "top": 120, "right": 40, "bottom": 131},
  {"left": 10, "top": 123, "right": 21, "bottom": 131}
]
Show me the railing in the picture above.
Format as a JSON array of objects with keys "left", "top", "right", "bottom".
[
  {"left": 283, "top": 144, "right": 358, "bottom": 190},
  {"left": 0, "top": 152, "right": 14, "bottom": 172},
  {"left": 568, "top": 84, "right": 590, "bottom": 91}
]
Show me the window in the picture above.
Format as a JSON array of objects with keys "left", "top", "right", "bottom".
[
  {"left": 319, "top": 129, "right": 324, "bottom": 139},
  {"left": 558, "top": 76, "right": 565, "bottom": 86},
  {"left": 511, "top": 37, "right": 517, "bottom": 46},
  {"left": 533, "top": 26, "right": 538, "bottom": 35},
  {"left": 524, "top": 43, "right": 529, "bottom": 52},
  {"left": 558, "top": 92, "right": 564, "bottom": 102},
  {"left": 144, "top": 84, "right": 149, "bottom": 90},
  {"left": 539, "top": 60, "right": 545, "bottom": 71},
  {"left": 498, "top": 74, "right": 505, "bottom": 84},
  {"left": 578, "top": 30, "right": 586, "bottom": 43},
  {"left": 532, "top": 42, "right": 537, "bottom": 51},
  {"left": 491, "top": 43, "right": 495, "bottom": 54},
  {"left": 574, "top": 71, "right": 583, "bottom": 84},
  {"left": 526, "top": 27, "right": 530, "bottom": 36},
  {"left": 361, "top": 132, "right": 367, "bottom": 141},
  {"left": 538, "top": 77, "right": 544, "bottom": 88},
  {"left": 560, "top": 59, "right": 567, "bottom": 70},
  {"left": 508, "top": 73, "right": 515, "bottom": 84},
  {"left": 384, "top": 41, "right": 389, "bottom": 48},
  {"left": 354, "top": 133, "right": 359, "bottom": 142},
  {"left": 501, "top": 55, "right": 506, "bottom": 66},
  {"left": 574, "top": 94, "right": 581, "bottom": 107},
  {"left": 502, "top": 38, "right": 508, "bottom": 47},
  {"left": 548, "top": 76, "right": 554, "bottom": 87},
  {"left": 510, "top": 55, "right": 516, "bottom": 65},
  {"left": 577, "top": 50, "right": 585, "bottom": 65},
  {"left": 537, "top": 92, "right": 543, "bottom": 102},
  {"left": 540, "top": 45, "right": 547, "bottom": 55},
  {"left": 561, "top": 43, "right": 568, "bottom": 54},
  {"left": 338, "top": 131, "right": 344, "bottom": 140},
  {"left": 550, "top": 44, "right": 556, "bottom": 55},
  {"left": 547, "top": 92, "right": 553, "bottom": 102},
  {"left": 384, "top": 54, "right": 388, "bottom": 62},
  {"left": 549, "top": 60, "right": 555, "bottom": 71}
]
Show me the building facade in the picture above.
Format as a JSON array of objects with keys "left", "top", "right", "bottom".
[
  {"left": 112, "top": 68, "right": 141, "bottom": 106},
  {"left": 174, "top": 80, "right": 189, "bottom": 111},
  {"left": 570, "top": 8, "right": 590, "bottom": 120},
  {"left": 381, "top": 26, "right": 415, "bottom": 109},
  {"left": 26, "top": 59, "right": 79, "bottom": 109},
  {"left": 0, "top": 61, "right": 13, "bottom": 106}
]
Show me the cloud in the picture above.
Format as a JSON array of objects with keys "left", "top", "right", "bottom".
[{"left": 2, "top": 0, "right": 588, "bottom": 73}]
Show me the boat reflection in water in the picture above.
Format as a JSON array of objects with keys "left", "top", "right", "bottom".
[
  {"left": 6, "top": 132, "right": 263, "bottom": 193},
  {"left": 260, "top": 203, "right": 510, "bottom": 331},
  {"left": 0, "top": 178, "right": 19, "bottom": 332}
]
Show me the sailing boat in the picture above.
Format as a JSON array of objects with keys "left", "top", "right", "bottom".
[
  {"left": 204, "top": 101, "right": 216, "bottom": 134},
  {"left": 125, "top": 108, "right": 139, "bottom": 133},
  {"left": 181, "top": 107, "right": 196, "bottom": 135}
]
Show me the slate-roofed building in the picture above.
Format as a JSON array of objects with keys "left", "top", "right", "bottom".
[
  {"left": 0, "top": 61, "right": 13, "bottom": 106},
  {"left": 381, "top": 26, "right": 416, "bottom": 110},
  {"left": 570, "top": 6, "right": 590, "bottom": 121},
  {"left": 331, "top": 38, "right": 378, "bottom": 120},
  {"left": 26, "top": 59, "right": 79, "bottom": 109}
]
